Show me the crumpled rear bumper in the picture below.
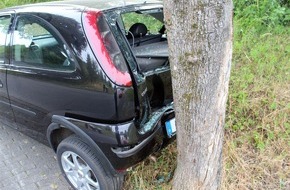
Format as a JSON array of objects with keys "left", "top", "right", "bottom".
[{"left": 111, "top": 103, "right": 175, "bottom": 158}]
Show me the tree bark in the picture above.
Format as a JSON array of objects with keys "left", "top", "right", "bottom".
[{"left": 163, "top": 0, "right": 233, "bottom": 189}]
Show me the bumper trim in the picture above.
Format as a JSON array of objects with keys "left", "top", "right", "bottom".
[{"left": 111, "top": 125, "right": 162, "bottom": 158}]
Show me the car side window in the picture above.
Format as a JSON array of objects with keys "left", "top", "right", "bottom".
[
  {"left": 12, "top": 15, "right": 74, "bottom": 71},
  {"left": 0, "top": 15, "right": 11, "bottom": 64}
]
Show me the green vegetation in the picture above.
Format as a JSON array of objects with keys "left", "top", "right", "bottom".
[
  {"left": 1, "top": 0, "right": 289, "bottom": 189},
  {"left": 223, "top": 1, "right": 289, "bottom": 189},
  {"left": 0, "top": 0, "right": 51, "bottom": 8}
]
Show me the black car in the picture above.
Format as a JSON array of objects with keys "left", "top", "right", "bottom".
[{"left": 0, "top": 0, "right": 175, "bottom": 189}]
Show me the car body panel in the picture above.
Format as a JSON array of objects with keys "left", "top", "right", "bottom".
[
  {"left": 0, "top": 0, "right": 174, "bottom": 172},
  {"left": 0, "top": 13, "right": 14, "bottom": 121}
]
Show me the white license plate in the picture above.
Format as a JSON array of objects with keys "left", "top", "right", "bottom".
[{"left": 165, "top": 118, "right": 176, "bottom": 138}]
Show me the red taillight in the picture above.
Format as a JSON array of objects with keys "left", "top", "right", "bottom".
[{"left": 83, "top": 11, "right": 132, "bottom": 87}]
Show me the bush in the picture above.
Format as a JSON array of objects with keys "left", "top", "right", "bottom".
[{"left": 234, "top": 0, "right": 290, "bottom": 29}]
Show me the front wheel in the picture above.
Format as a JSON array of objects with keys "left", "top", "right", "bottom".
[{"left": 56, "top": 135, "right": 123, "bottom": 190}]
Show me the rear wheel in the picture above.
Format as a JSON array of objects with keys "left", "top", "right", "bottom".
[{"left": 56, "top": 135, "right": 123, "bottom": 190}]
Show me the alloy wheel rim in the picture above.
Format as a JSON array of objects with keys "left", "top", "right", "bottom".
[{"left": 61, "top": 151, "right": 100, "bottom": 190}]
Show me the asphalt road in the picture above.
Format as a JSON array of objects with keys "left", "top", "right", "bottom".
[{"left": 0, "top": 121, "right": 72, "bottom": 190}]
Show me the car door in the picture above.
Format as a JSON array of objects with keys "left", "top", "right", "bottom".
[
  {"left": 7, "top": 13, "right": 118, "bottom": 142},
  {"left": 6, "top": 14, "right": 77, "bottom": 140},
  {"left": 0, "top": 14, "right": 14, "bottom": 121}
]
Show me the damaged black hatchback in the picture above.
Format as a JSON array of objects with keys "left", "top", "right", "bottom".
[{"left": 0, "top": 0, "right": 175, "bottom": 189}]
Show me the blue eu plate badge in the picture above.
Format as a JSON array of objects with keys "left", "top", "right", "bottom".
[{"left": 165, "top": 118, "right": 176, "bottom": 138}]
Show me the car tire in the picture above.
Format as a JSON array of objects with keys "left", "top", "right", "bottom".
[{"left": 56, "top": 135, "right": 123, "bottom": 190}]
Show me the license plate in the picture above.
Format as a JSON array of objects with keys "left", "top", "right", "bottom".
[{"left": 165, "top": 118, "right": 176, "bottom": 138}]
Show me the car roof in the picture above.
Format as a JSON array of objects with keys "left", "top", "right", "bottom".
[{"left": 1, "top": 0, "right": 163, "bottom": 12}]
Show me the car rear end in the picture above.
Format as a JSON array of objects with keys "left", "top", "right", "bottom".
[{"left": 81, "top": 2, "right": 175, "bottom": 169}]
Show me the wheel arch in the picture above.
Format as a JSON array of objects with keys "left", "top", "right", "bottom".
[{"left": 47, "top": 115, "right": 118, "bottom": 175}]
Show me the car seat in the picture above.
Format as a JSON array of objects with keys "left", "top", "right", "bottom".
[{"left": 127, "top": 23, "right": 162, "bottom": 46}]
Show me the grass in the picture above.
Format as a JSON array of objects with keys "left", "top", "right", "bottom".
[
  {"left": 221, "top": 22, "right": 290, "bottom": 189},
  {"left": 1, "top": 0, "right": 289, "bottom": 189}
]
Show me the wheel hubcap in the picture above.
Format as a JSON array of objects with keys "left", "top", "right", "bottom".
[{"left": 61, "top": 151, "right": 100, "bottom": 190}]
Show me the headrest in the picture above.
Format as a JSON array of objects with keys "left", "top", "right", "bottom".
[{"left": 129, "top": 23, "right": 147, "bottom": 38}]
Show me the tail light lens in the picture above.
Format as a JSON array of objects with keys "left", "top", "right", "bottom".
[{"left": 83, "top": 11, "right": 132, "bottom": 87}]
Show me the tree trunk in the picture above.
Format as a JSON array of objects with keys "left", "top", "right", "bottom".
[{"left": 163, "top": 0, "right": 233, "bottom": 189}]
